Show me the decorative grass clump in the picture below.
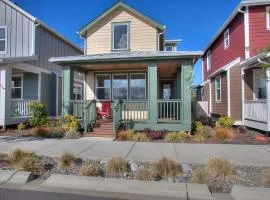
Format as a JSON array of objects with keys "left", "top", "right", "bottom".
[
  {"left": 193, "top": 133, "right": 206, "bottom": 143},
  {"left": 32, "top": 127, "right": 52, "bottom": 138},
  {"left": 117, "top": 130, "right": 133, "bottom": 141},
  {"left": 263, "top": 168, "right": 270, "bottom": 187},
  {"left": 136, "top": 168, "right": 153, "bottom": 181},
  {"left": 65, "top": 127, "right": 81, "bottom": 139},
  {"left": 206, "top": 157, "right": 233, "bottom": 178},
  {"left": 214, "top": 128, "right": 235, "bottom": 141},
  {"left": 18, "top": 153, "right": 42, "bottom": 174},
  {"left": 106, "top": 157, "right": 128, "bottom": 177},
  {"left": 132, "top": 133, "right": 149, "bottom": 142},
  {"left": 9, "top": 149, "right": 29, "bottom": 165},
  {"left": 165, "top": 132, "right": 187, "bottom": 143},
  {"left": 151, "top": 157, "right": 180, "bottom": 180},
  {"left": 59, "top": 152, "right": 77, "bottom": 169},
  {"left": 77, "top": 164, "right": 97, "bottom": 177}
]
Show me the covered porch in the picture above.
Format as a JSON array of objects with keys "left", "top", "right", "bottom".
[{"left": 50, "top": 51, "right": 201, "bottom": 133}]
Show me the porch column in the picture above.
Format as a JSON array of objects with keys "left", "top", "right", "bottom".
[
  {"left": 62, "top": 66, "right": 74, "bottom": 117},
  {"left": 181, "top": 60, "right": 193, "bottom": 128},
  {"left": 267, "top": 76, "right": 270, "bottom": 132},
  {"left": 148, "top": 64, "right": 158, "bottom": 124}
]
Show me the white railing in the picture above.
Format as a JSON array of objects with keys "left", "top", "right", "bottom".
[
  {"left": 158, "top": 99, "right": 182, "bottom": 121},
  {"left": 11, "top": 99, "right": 39, "bottom": 117},
  {"left": 244, "top": 100, "right": 267, "bottom": 123}
]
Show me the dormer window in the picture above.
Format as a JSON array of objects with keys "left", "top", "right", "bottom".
[
  {"left": 112, "top": 22, "right": 130, "bottom": 51},
  {"left": 165, "top": 46, "right": 174, "bottom": 51},
  {"left": 224, "top": 29, "right": 230, "bottom": 49}
]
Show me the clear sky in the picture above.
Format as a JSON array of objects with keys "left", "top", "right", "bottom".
[{"left": 15, "top": 0, "right": 241, "bottom": 84}]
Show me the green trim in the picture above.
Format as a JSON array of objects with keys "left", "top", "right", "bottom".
[
  {"left": 147, "top": 64, "right": 158, "bottom": 123},
  {"left": 132, "top": 123, "right": 191, "bottom": 132},
  {"left": 62, "top": 66, "right": 74, "bottom": 117}
]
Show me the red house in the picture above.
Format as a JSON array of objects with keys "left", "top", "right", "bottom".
[{"left": 201, "top": 0, "right": 270, "bottom": 132}]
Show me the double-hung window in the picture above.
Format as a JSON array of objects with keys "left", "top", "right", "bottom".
[
  {"left": 11, "top": 75, "right": 23, "bottom": 99},
  {"left": 215, "top": 76, "right": 221, "bottom": 102},
  {"left": 112, "top": 74, "right": 128, "bottom": 100},
  {"left": 206, "top": 51, "right": 211, "bottom": 71},
  {"left": 224, "top": 29, "right": 230, "bottom": 49},
  {"left": 73, "top": 83, "right": 83, "bottom": 100},
  {"left": 130, "top": 73, "right": 146, "bottom": 100},
  {"left": 112, "top": 22, "right": 129, "bottom": 50},
  {"left": 0, "top": 26, "right": 7, "bottom": 53},
  {"left": 95, "top": 74, "right": 111, "bottom": 100},
  {"left": 266, "top": 7, "right": 270, "bottom": 30}
]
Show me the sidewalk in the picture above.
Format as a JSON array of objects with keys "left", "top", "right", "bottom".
[{"left": 0, "top": 136, "right": 269, "bottom": 166}]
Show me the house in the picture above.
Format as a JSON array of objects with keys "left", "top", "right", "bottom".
[
  {"left": 201, "top": 0, "right": 270, "bottom": 132},
  {"left": 49, "top": 1, "right": 202, "bottom": 135},
  {"left": 0, "top": 0, "right": 83, "bottom": 129}
]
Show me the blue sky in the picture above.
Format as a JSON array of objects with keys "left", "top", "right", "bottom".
[{"left": 16, "top": 0, "right": 241, "bottom": 84}]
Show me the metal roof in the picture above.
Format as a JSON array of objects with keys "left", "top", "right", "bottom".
[
  {"left": 0, "top": 55, "right": 37, "bottom": 64},
  {"left": 49, "top": 51, "right": 203, "bottom": 65}
]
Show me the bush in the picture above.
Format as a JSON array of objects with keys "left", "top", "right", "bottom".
[
  {"left": 132, "top": 133, "right": 149, "bottom": 142},
  {"left": 29, "top": 102, "right": 48, "bottom": 127},
  {"left": 117, "top": 130, "right": 133, "bottom": 141},
  {"left": 145, "top": 129, "right": 166, "bottom": 140},
  {"left": 190, "top": 167, "right": 207, "bottom": 184},
  {"left": 32, "top": 127, "right": 52, "bottom": 138},
  {"left": 106, "top": 157, "right": 128, "bottom": 177},
  {"left": 214, "top": 128, "right": 235, "bottom": 141},
  {"left": 17, "top": 123, "right": 26, "bottom": 130},
  {"left": 193, "top": 133, "right": 206, "bottom": 143},
  {"left": 192, "top": 121, "right": 204, "bottom": 135},
  {"left": 263, "top": 168, "right": 270, "bottom": 187},
  {"left": 206, "top": 157, "right": 233, "bottom": 178},
  {"left": 51, "top": 127, "right": 64, "bottom": 138},
  {"left": 165, "top": 132, "right": 187, "bottom": 143},
  {"left": 63, "top": 115, "right": 80, "bottom": 132},
  {"left": 59, "top": 152, "right": 76, "bottom": 169},
  {"left": 78, "top": 164, "right": 97, "bottom": 176},
  {"left": 203, "top": 126, "right": 214, "bottom": 138},
  {"left": 65, "top": 127, "right": 81, "bottom": 139},
  {"left": 217, "top": 116, "right": 234, "bottom": 128},
  {"left": 136, "top": 168, "right": 153, "bottom": 181},
  {"left": 151, "top": 157, "right": 180, "bottom": 180},
  {"left": 9, "top": 149, "right": 29, "bottom": 165},
  {"left": 18, "top": 153, "right": 42, "bottom": 174}
]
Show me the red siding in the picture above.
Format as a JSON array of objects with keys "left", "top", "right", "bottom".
[
  {"left": 203, "top": 13, "right": 245, "bottom": 81},
  {"left": 249, "top": 5, "right": 270, "bottom": 57}
]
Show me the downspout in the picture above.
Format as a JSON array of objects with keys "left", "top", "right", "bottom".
[{"left": 157, "top": 26, "right": 166, "bottom": 51}]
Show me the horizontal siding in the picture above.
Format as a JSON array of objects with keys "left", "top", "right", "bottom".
[{"left": 230, "top": 65, "right": 241, "bottom": 121}]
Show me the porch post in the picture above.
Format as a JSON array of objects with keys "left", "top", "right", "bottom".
[
  {"left": 62, "top": 66, "right": 73, "bottom": 117},
  {"left": 181, "top": 59, "right": 193, "bottom": 129},
  {"left": 148, "top": 64, "right": 158, "bottom": 124},
  {"left": 267, "top": 77, "right": 270, "bottom": 132}
]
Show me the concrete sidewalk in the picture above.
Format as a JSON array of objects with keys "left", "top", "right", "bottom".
[{"left": 0, "top": 136, "right": 269, "bottom": 166}]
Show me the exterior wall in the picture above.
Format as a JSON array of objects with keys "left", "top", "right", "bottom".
[
  {"left": 202, "top": 82, "right": 209, "bottom": 102},
  {"left": 86, "top": 71, "right": 95, "bottom": 100},
  {"left": 85, "top": 7, "right": 158, "bottom": 54},
  {"left": 202, "top": 13, "right": 245, "bottom": 81},
  {"left": 210, "top": 72, "right": 227, "bottom": 116},
  {"left": 23, "top": 73, "right": 38, "bottom": 100},
  {"left": 249, "top": 5, "right": 270, "bottom": 57},
  {"left": 0, "top": 0, "right": 34, "bottom": 58},
  {"left": 244, "top": 68, "right": 254, "bottom": 100}
]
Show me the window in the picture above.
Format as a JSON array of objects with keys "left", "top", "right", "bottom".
[
  {"left": 206, "top": 51, "right": 211, "bottom": 71},
  {"left": 130, "top": 73, "right": 146, "bottom": 100},
  {"left": 112, "top": 74, "right": 128, "bottom": 100},
  {"left": 0, "top": 26, "right": 7, "bottom": 53},
  {"left": 11, "top": 75, "right": 23, "bottom": 99},
  {"left": 112, "top": 22, "right": 129, "bottom": 50},
  {"left": 266, "top": 7, "right": 270, "bottom": 30},
  {"left": 95, "top": 74, "right": 111, "bottom": 100},
  {"left": 215, "top": 76, "right": 221, "bottom": 102},
  {"left": 253, "top": 70, "right": 267, "bottom": 99},
  {"left": 165, "top": 46, "right": 174, "bottom": 52},
  {"left": 224, "top": 29, "right": 230, "bottom": 49},
  {"left": 73, "top": 83, "right": 83, "bottom": 100}
]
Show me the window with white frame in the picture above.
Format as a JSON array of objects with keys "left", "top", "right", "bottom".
[
  {"left": 130, "top": 73, "right": 146, "bottom": 100},
  {"left": 112, "top": 74, "right": 128, "bottom": 100},
  {"left": 11, "top": 75, "right": 23, "bottom": 99},
  {"left": 206, "top": 51, "right": 211, "bottom": 71},
  {"left": 165, "top": 46, "right": 174, "bottom": 52},
  {"left": 215, "top": 76, "right": 221, "bottom": 102},
  {"left": 73, "top": 83, "right": 83, "bottom": 100},
  {"left": 224, "top": 29, "right": 230, "bottom": 49},
  {"left": 266, "top": 7, "right": 270, "bottom": 30},
  {"left": 112, "top": 22, "right": 129, "bottom": 50},
  {"left": 253, "top": 69, "right": 267, "bottom": 99},
  {"left": 95, "top": 74, "right": 111, "bottom": 100},
  {"left": 0, "top": 26, "right": 7, "bottom": 53}
]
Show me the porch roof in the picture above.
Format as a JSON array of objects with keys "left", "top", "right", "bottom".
[
  {"left": 49, "top": 51, "right": 203, "bottom": 66},
  {"left": 0, "top": 56, "right": 37, "bottom": 64},
  {"left": 240, "top": 52, "right": 270, "bottom": 70}
]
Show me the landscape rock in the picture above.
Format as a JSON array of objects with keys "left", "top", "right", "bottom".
[{"left": 128, "top": 160, "right": 139, "bottom": 172}]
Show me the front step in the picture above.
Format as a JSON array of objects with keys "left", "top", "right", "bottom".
[{"left": 84, "top": 119, "right": 115, "bottom": 138}]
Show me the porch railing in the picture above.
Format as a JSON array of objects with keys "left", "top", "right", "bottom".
[
  {"left": 121, "top": 100, "right": 148, "bottom": 121},
  {"left": 244, "top": 100, "right": 267, "bottom": 123},
  {"left": 11, "top": 99, "right": 39, "bottom": 117},
  {"left": 158, "top": 99, "right": 182, "bottom": 121}
]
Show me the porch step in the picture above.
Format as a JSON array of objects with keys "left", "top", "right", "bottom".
[{"left": 84, "top": 119, "right": 115, "bottom": 138}]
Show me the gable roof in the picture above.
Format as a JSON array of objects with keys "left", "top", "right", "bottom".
[
  {"left": 79, "top": 1, "right": 165, "bottom": 36},
  {"left": 203, "top": 0, "right": 270, "bottom": 56},
  {"left": 1, "top": 0, "right": 82, "bottom": 53}
]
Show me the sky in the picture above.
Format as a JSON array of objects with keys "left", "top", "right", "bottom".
[{"left": 15, "top": 0, "right": 241, "bottom": 84}]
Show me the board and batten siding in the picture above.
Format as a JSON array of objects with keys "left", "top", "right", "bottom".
[
  {"left": 0, "top": 0, "right": 34, "bottom": 58},
  {"left": 86, "top": 7, "right": 158, "bottom": 54}
]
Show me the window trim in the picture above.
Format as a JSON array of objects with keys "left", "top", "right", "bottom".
[
  {"left": 266, "top": 7, "right": 270, "bottom": 30},
  {"left": 206, "top": 50, "right": 211, "bottom": 71},
  {"left": 129, "top": 72, "right": 147, "bottom": 100},
  {"left": 0, "top": 26, "right": 7, "bottom": 54},
  {"left": 112, "top": 73, "right": 128, "bottom": 100},
  {"left": 224, "top": 29, "right": 230, "bottom": 49},
  {"left": 11, "top": 74, "right": 23, "bottom": 100},
  {"left": 111, "top": 22, "right": 130, "bottom": 51},
  {"left": 95, "top": 74, "right": 111, "bottom": 101},
  {"left": 215, "top": 75, "right": 221, "bottom": 103}
]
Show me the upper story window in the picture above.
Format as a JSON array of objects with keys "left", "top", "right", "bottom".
[
  {"left": 206, "top": 51, "right": 211, "bottom": 71},
  {"left": 0, "top": 26, "right": 7, "bottom": 53},
  {"left": 112, "top": 22, "right": 130, "bottom": 51},
  {"left": 224, "top": 29, "right": 230, "bottom": 49},
  {"left": 266, "top": 7, "right": 270, "bottom": 30},
  {"left": 215, "top": 76, "right": 221, "bottom": 102}
]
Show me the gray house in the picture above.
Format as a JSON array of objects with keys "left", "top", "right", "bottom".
[{"left": 0, "top": 0, "right": 83, "bottom": 128}]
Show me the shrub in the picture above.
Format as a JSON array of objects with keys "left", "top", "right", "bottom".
[
  {"left": 203, "top": 126, "right": 214, "bottom": 138},
  {"left": 29, "top": 102, "right": 48, "bottom": 127},
  {"left": 263, "top": 168, "right": 270, "bottom": 187},
  {"left": 9, "top": 149, "right": 28, "bottom": 165},
  {"left": 18, "top": 153, "right": 42, "bottom": 174},
  {"left": 17, "top": 123, "right": 26, "bottom": 130},
  {"left": 193, "top": 133, "right": 206, "bottom": 143},
  {"left": 106, "top": 157, "right": 128, "bottom": 177},
  {"left": 32, "top": 127, "right": 52, "bottom": 138},
  {"left": 190, "top": 167, "right": 208, "bottom": 184},
  {"left": 117, "top": 130, "right": 133, "bottom": 141},
  {"left": 165, "top": 132, "right": 187, "bottom": 143},
  {"left": 214, "top": 128, "right": 235, "bottom": 141},
  {"left": 136, "top": 168, "right": 153, "bottom": 181},
  {"left": 151, "top": 157, "right": 180, "bottom": 180},
  {"left": 51, "top": 127, "right": 64, "bottom": 138},
  {"left": 78, "top": 164, "right": 97, "bottom": 176},
  {"left": 132, "top": 133, "right": 149, "bottom": 142},
  {"left": 63, "top": 115, "right": 80, "bottom": 132},
  {"left": 65, "top": 127, "right": 81, "bottom": 139},
  {"left": 145, "top": 129, "right": 166, "bottom": 140},
  {"left": 217, "top": 116, "right": 234, "bottom": 129},
  {"left": 59, "top": 152, "right": 76, "bottom": 169},
  {"left": 192, "top": 121, "right": 204, "bottom": 135},
  {"left": 206, "top": 157, "right": 233, "bottom": 179}
]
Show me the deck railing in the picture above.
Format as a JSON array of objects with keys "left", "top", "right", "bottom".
[
  {"left": 121, "top": 100, "right": 148, "bottom": 121},
  {"left": 11, "top": 99, "right": 39, "bottom": 117},
  {"left": 244, "top": 100, "right": 267, "bottom": 123},
  {"left": 158, "top": 99, "right": 182, "bottom": 121}
]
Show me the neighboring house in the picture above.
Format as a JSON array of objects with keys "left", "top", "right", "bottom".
[
  {"left": 0, "top": 0, "right": 83, "bottom": 128},
  {"left": 201, "top": 0, "right": 270, "bottom": 131},
  {"left": 164, "top": 39, "right": 181, "bottom": 52},
  {"left": 50, "top": 1, "right": 202, "bottom": 135}
]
